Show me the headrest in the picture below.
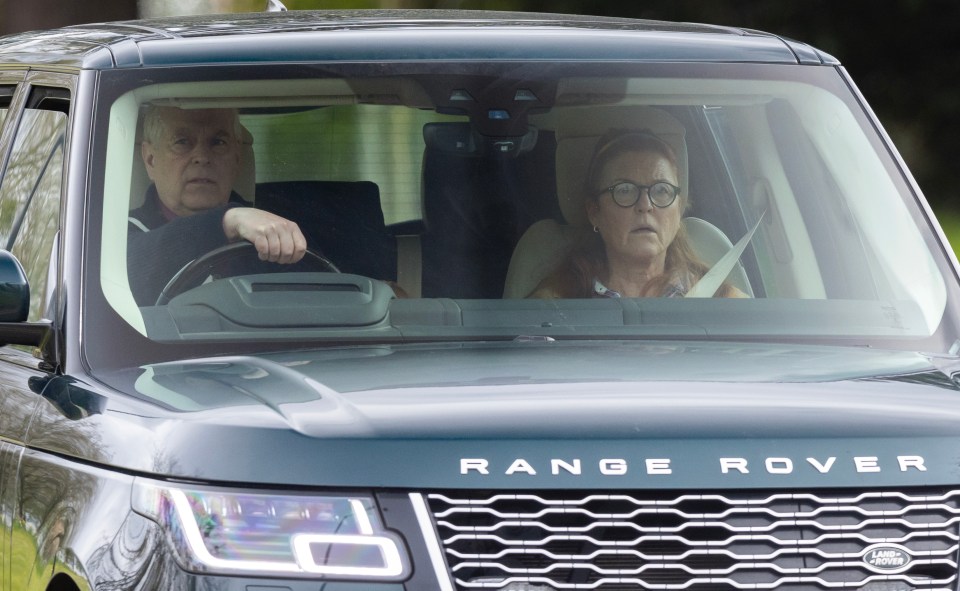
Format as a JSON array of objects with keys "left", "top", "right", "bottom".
[
  {"left": 255, "top": 180, "right": 397, "bottom": 281},
  {"left": 555, "top": 107, "right": 688, "bottom": 227},
  {"left": 234, "top": 125, "right": 256, "bottom": 202},
  {"left": 256, "top": 180, "right": 386, "bottom": 230}
]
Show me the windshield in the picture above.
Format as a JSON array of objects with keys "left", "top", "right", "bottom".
[{"left": 84, "top": 62, "right": 960, "bottom": 366}]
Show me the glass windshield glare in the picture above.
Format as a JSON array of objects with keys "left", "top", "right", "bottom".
[{"left": 92, "top": 62, "right": 957, "bottom": 357}]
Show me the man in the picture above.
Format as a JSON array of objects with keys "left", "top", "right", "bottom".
[{"left": 127, "top": 106, "right": 307, "bottom": 305}]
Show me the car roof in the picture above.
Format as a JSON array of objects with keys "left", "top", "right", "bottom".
[{"left": 0, "top": 9, "right": 837, "bottom": 71}]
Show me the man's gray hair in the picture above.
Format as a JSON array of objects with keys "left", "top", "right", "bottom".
[{"left": 140, "top": 104, "right": 244, "bottom": 144}]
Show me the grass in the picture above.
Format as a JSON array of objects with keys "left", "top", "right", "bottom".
[
  {"left": 11, "top": 525, "right": 86, "bottom": 591},
  {"left": 935, "top": 207, "right": 960, "bottom": 256}
]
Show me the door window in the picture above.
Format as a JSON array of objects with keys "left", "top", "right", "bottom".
[{"left": 0, "top": 86, "right": 69, "bottom": 323}]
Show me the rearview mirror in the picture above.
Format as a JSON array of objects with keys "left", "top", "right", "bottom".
[{"left": 423, "top": 122, "right": 538, "bottom": 157}]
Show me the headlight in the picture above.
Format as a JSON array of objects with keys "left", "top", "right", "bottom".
[{"left": 132, "top": 478, "right": 408, "bottom": 580}]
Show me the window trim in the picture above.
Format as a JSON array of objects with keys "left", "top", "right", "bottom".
[
  {"left": 0, "top": 70, "right": 27, "bottom": 188},
  {"left": 0, "top": 70, "right": 76, "bottom": 367}
]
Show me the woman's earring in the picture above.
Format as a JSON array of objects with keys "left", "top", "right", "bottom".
[{"left": 593, "top": 225, "right": 599, "bottom": 233}]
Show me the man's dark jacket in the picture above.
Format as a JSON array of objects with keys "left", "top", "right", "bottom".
[{"left": 127, "top": 185, "right": 247, "bottom": 306}]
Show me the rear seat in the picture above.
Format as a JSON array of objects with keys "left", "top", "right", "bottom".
[
  {"left": 255, "top": 180, "right": 398, "bottom": 282},
  {"left": 419, "top": 131, "right": 561, "bottom": 299}
]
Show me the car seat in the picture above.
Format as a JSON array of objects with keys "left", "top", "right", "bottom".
[
  {"left": 255, "top": 180, "right": 397, "bottom": 282},
  {"left": 419, "top": 128, "right": 560, "bottom": 299}
]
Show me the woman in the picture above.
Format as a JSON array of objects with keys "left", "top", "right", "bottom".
[{"left": 530, "top": 130, "right": 742, "bottom": 299}]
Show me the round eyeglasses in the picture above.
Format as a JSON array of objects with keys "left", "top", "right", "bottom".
[{"left": 598, "top": 181, "right": 681, "bottom": 208}]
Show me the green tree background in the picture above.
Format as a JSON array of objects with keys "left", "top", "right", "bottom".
[{"left": 2, "top": 0, "right": 959, "bottom": 244}]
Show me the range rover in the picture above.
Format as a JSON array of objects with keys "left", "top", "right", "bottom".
[{"left": 0, "top": 8, "right": 957, "bottom": 591}]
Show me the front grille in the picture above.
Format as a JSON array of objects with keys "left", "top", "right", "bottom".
[{"left": 424, "top": 489, "right": 960, "bottom": 590}]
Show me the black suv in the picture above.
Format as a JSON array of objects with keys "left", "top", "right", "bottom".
[{"left": 0, "top": 9, "right": 958, "bottom": 591}]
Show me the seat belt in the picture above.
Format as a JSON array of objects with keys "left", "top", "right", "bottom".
[
  {"left": 395, "top": 234, "right": 422, "bottom": 298},
  {"left": 686, "top": 212, "right": 764, "bottom": 298}
]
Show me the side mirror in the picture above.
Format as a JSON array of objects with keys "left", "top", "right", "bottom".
[
  {"left": 0, "top": 250, "right": 50, "bottom": 348},
  {"left": 0, "top": 249, "right": 29, "bottom": 322}
]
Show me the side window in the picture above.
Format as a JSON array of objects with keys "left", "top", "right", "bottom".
[
  {"left": 0, "top": 85, "right": 14, "bottom": 128},
  {"left": 0, "top": 86, "right": 69, "bottom": 323},
  {"left": 245, "top": 105, "right": 464, "bottom": 225}
]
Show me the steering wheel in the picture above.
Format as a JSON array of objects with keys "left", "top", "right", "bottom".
[{"left": 156, "top": 242, "right": 340, "bottom": 305}]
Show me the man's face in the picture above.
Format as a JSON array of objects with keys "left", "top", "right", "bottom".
[{"left": 141, "top": 108, "right": 241, "bottom": 217}]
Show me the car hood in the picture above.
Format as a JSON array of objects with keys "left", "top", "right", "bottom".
[{"left": 51, "top": 340, "right": 960, "bottom": 489}]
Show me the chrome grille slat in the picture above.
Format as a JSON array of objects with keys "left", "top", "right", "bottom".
[
  {"left": 430, "top": 490, "right": 960, "bottom": 508},
  {"left": 432, "top": 496, "right": 960, "bottom": 526},
  {"left": 427, "top": 489, "right": 960, "bottom": 591},
  {"left": 445, "top": 541, "right": 957, "bottom": 562},
  {"left": 436, "top": 503, "right": 960, "bottom": 519},
  {"left": 449, "top": 557, "right": 957, "bottom": 576},
  {"left": 441, "top": 530, "right": 957, "bottom": 547},
  {"left": 455, "top": 573, "right": 957, "bottom": 590},
  {"left": 439, "top": 517, "right": 960, "bottom": 536}
]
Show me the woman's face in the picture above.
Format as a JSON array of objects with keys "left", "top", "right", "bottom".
[{"left": 587, "top": 149, "right": 682, "bottom": 269}]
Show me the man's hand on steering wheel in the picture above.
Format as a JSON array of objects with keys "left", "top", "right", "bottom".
[{"left": 222, "top": 207, "right": 307, "bottom": 264}]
